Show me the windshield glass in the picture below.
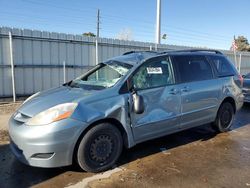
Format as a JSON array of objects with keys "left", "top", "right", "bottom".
[{"left": 69, "top": 61, "right": 132, "bottom": 90}]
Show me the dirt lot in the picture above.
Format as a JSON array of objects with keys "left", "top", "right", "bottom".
[{"left": 0, "top": 103, "right": 250, "bottom": 188}]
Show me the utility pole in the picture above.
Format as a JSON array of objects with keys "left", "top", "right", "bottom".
[
  {"left": 95, "top": 9, "right": 100, "bottom": 65},
  {"left": 155, "top": 0, "right": 161, "bottom": 50}
]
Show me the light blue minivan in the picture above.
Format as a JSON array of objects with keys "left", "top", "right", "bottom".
[{"left": 9, "top": 49, "right": 244, "bottom": 172}]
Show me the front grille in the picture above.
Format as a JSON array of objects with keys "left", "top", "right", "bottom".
[{"left": 13, "top": 111, "right": 31, "bottom": 124}]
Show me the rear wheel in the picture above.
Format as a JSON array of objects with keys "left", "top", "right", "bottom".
[
  {"left": 212, "top": 102, "right": 234, "bottom": 132},
  {"left": 76, "top": 123, "right": 123, "bottom": 172}
]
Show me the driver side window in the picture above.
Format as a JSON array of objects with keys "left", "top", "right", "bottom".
[{"left": 132, "top": 58, "right": 174, "bottom": 90}]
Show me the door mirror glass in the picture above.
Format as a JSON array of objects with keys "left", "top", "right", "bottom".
[{"left": 133, "top": 93, "right": 145, "bottom": 114}]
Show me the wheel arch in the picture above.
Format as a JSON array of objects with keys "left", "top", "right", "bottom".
[
  {"left": 72, "top": 118, "right": 129, "bottom": 164},
  {"left": 219, "top": 96, "right": 236, "bottom": 114}
]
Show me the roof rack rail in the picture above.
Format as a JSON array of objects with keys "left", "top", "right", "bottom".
[
  {"left": 123, "top": 51, "right": 137, "bottom": 55},
  {"left": 123, "top": 50, "right": 158, "bottom": 55},
  {"left": 160, "top": 49, "right": 223, "bottom": 55}
]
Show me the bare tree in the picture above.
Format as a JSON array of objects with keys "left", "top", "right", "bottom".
[{"left": 116, "top": 28, "right": 133, "bottom": 41}]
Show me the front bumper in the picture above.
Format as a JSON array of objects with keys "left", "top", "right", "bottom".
[
  {"left": 235, "top": 93, "right": 244, "bottom": 110},
  {"left": 8, "top": 116, "right": 87, "bottom": 168},
  {"left": 244, "top": 95, "right": 250, "bottom": 103}
]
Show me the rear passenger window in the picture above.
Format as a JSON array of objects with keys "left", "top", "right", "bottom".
[
  {"left": 173, "top": 55, "right": 213, "bottom": 83},
  {"left": 209, "top": 56, "right": 236, "bottom": 77}
]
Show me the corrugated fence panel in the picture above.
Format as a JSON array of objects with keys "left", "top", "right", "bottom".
[
  {"left": 50, "top": 32, "right": 60, "bottom": 88},
  {"left": 32, "top": 30, "right": 42, "bottom": 94},
  {"left": 241, "top": 54, "right": 250, "bottom": 74},
  {"left": 59, "top": 34, "right": 67, "bottom": 83},
  {"left": 0, "top": 27, "right": 12, "bottom": 97},
  {"left": 1, "top": 26, "right": 250, "bottom": 97}
]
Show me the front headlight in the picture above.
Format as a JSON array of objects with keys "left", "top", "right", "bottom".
[{"left": 26, "top": 103, "right": 78, "bottom": 126}]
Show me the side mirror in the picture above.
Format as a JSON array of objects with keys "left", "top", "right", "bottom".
[
  {"left": 133, "top": 93, "right": 145, "bottom": 114},
  {"left": 242, "top": 75, "right": 246, "bottom": 78},
  {"left": 127, "top": 78, "right": 145, "bottom": 114}
]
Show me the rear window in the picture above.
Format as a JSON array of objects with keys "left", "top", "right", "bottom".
[
  {"left": 209, "top": 56, "right": 237, "bottom": 77},
  {"left": 173, "top": 55, "right": 213, "bottom": 83}
]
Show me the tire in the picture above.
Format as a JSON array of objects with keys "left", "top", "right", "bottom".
[
  {"left": 76, "top": 123, "right": 123, "bottom": 172},
  {"left": 212, "top": 102, "right": 234, "bottom": 132}
]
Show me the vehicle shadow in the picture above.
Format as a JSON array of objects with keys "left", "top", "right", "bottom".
[
  {"left": 0, "top": 129, "right": 91, "bottom": 188},
  {"left": 118, "top": 103, "right": 250, "bottom": 166},
  {"left": 0, "top": 143, "right": 67, "bottom": 188}
]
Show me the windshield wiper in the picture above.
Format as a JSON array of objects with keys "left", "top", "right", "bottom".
[
  {"left": 63, "top": 80, "right": 80, "bottom": 88},
  {"left": 63, "top": 80, "right": 72, "bottom": 86}
]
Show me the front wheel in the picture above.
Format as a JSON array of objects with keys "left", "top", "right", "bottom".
[
  {"left": 212, "top": 102, "right": 234, "bottom": 132},
  {"left": 76, "top": 123, "right": 123, "bottom": 172}
]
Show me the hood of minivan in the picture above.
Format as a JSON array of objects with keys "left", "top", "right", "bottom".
[{"left": 18, "top": 86, "right": 100, "bottom": 117}]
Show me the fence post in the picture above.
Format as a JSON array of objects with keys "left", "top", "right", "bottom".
[
  {"left": 239, "top": 53, "right": 242, "bottom": 73},
  {"left": 9, "top": 31, "right": 16, "bottom": 102},
  {"left": 95, "top": 38, "right": 99, "bottom": 65},
  {"left": 155, "top": 43, "right": 158, "bottom": 51},
  {"left": 63, "top": 60, "right": 66, "bottom": 83},
  {"left": 234, "top": 50, "right": 237, "bottom": 68}
]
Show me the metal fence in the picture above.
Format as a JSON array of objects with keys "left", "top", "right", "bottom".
[{"left": 1, "top": 26, "right": 250, "bottom": 99}]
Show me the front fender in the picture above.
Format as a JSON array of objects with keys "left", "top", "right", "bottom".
[{"left": 71, "top": 94, "right": 136, "bottom": 148}]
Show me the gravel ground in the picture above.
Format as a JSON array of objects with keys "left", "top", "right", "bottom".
[
  {"left": 0, "top": 102, "right": 22, "bottom": 115},
  {"left": 0, "top": 130, "right": 9, "bottom": 142},
  {"left": 0, "top": 102, "right": 21, "bottom": 131}
]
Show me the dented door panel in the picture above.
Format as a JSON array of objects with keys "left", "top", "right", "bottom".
[{"left": 131, "top": 86, "right": 181, "bottom": 142}]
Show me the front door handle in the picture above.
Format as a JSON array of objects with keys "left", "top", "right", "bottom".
[
  {"left": 181, "top": 86, "right": 191, "bottom": 92},
  {"left": 169, "top": 88, "right": 179, "bottom": 95}
]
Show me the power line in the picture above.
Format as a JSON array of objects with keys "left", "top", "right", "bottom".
[
  {"left": 0, "top": 10, "right": 232, "bottom": 43},
  {"left": 162, "top": 25, "right": 232, "bottom": 39},
  {"left": 0, "top": 12, "right": 96, "bottom": 28},
  {"left": 12, "top": 0, "right": 234, "bottom": 41},
  {"left": 0, "top": 10, "right": 96, "bottom": 24},
  {"left": 21, "top": 0, "right": 96, "bottom": 13},
  {"left": 2, "top": 0, "right": 234, "bottom": 49},
  {"left": 1, "top": 13, "right": 231, "bottom": 47}
]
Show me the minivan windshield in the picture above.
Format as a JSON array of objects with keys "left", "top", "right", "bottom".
[{"left": 69, "top": 61, "right": 132, "bottom": 90}]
